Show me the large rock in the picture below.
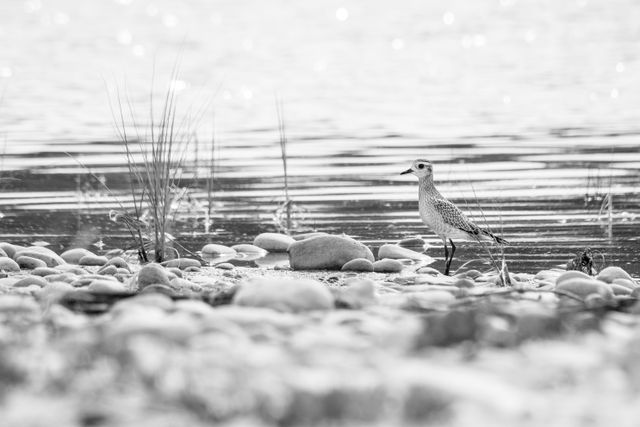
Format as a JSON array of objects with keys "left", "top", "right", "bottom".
[
  {"left": 136, "top": 263, "right": 171, "bottom": 290},
  {"left": 233, "top": 278, "right": 334, "bottom": 312},
  {"left": 288, "top": 235, "right": 374, "bottom": 270},
  {"left": 253, "top": 233, "right": 296, "bottom": 252},
  {"left": 596, "top": 266, "right": 635, "bottom": 284}
]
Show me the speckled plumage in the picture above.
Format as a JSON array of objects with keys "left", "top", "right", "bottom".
[{"left": 402, "top": 158, "right": 507, "bottom": 275}]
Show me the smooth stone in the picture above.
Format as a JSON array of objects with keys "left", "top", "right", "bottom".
[
  {"left": 0, "top": 248, "right": 6, "bottom": 257},
  {"left": 13, "top": 247, "right": 65, "bottom": 267},
  {"left": 253, "top": 232, "right": 296, "bottom": 252},
  {"left": 233, "top": 277, "right": 334, "bottom": 312},
  {"left": 60, "top": 248, "right": 95, "bottom": 264},
  {"left": 139, "top": 284, "right": 178, "bottom": 297},
  {"left": 335, "top": 278, "right": 377, "bottom": 308},
  {"left": 170, "top": 278, "right": 200, "bottom": 291},
  {"left": 17, "top": 255, "right": 48, "bottom": 270},
  {"left": 463, "top": 269, "right": 482, "bottom": 280},
  {"left": 0, "top": 257, "right": 20, "bottom": 272},
  {"left": 610, "top": 284, "right": 632, "bottom": 296},
  {"left": 555, "top": 270, "right": 593, "bottom": 285},
  {"left": 341, "top": 258, "right": 374, "bottom": 272},
  {"left": 201, "top": 243, "right": 236, "bottom": 257},
  {"left": 161, "top": 258, "right": 202, "bottom": 269},
  {"left": 416, "top": 266, "right": 440, "bottom": 275},
  {"left": 105, "top": 249, "right": 124, "bottom": 258},
  {"left": 56, "top": 265, "right": 87, "bottom": 275},
  {"left": 292, "top": 232, "right": 327, "bottom": 241},
  {"left": 184, "top": 266, "right": 201, "bottom": 273},
  {"left": 534, "top": 269, "right": 563, "bottom": 281},
  {"left": 373, "top": 259, "right": 404, "bottom": 273},
  {"left": 105, "top": 256, "right": 130, "bottom": 270},
  {"left": 231, "top": 244, "right": 267, "bottom": 253},
  {"left": 137, "top": 263, "right": 171, "bottom": 289},
  {"left": 32, "top": 267, "right": 63, "bottom": 277},
  {"left": 79, "top": 255, "right": 108, "bottom": 266},
  {"left": 215, "top": 263, "right": 235, "bottom": 270},
  {"left": 597, "top": 266, "right": 634, "bottom": 284},
  {"left": 288, "top": 235, "right": 374, "bottom": 270},
  {"left": 87, "top": 280, "right": 127, "bottom": 294},
  {"left": 97, "top": 265, "right": 118, "bottom": 275},
  {"left": 166, "top": 268, "right": 183, "bottom": 278},
  {"left": 555, "top": 278, "right": 613, "bottom": 301},
  {"left": 13, "top": 275, "right": 48, "bottom": 288},
  {"left": 378, "top": 244, "right": 429, "bottom": 261},
  {"left": 612, "top": 278, "right": 638, "bottom": 290},
  {"left": 0, "top": 243, "right": 21, "bottom": 259},
  {"left": 398, "top": 237, "right": 426, "bottom": 248},
  {"left": 453, "top": 278, "right": 475, "bottom": 288}
]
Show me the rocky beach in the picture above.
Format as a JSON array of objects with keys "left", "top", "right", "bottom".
[{"left": 1, "top": 233, "right": 640, "bottom": 426}]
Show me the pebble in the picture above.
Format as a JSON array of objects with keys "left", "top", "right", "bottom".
[
  {"left": 341, "top": 258, "right": 374, "bottom": 272},
  {"left": 253, "top": 232, "right": 296, "bottom": 252},
  {"left": 31, "top": 267, "right": 62, "bottom": 277},
  {"left": 184, "top": 266, "right": 201, "bottom": 273},
  {"left": 416, "top": 266, "right": 440, "bottom": 275},
  {"left": 216, "top": 262, "right": 235, "bottom": 270},
  {"left": 13, "top": 275, "right": 48, "bottom": 288},
  {"left": 137, "top": 263, "right": 171, "bottom": 290},
  {"left": 453, "top": 278, "right": 475, "bottom": 288},
  {"left": 87, "top": 280, "right": 128, "bottom": 294},
  {"left": 139, "top": 284, "right": 178, "bottom": 297},
  {"left": 288, "top": 235, "right": 374, "bottom": 270},
  {"left": 162, "top": 258, "right": 202, "bottom": 269},
  {"left": 610, "top": 284, "right": 632, "bottom": 296},
  {"left": 201, "top": 244, "right": 237, "bottom": 257},
  {"left": 597, "top": 266, "right": 634, "bottom": 284},
  {"left": 16, "top": 255, "right": 47, "bottom": 270},
  {"left": 13, "top": 247, "right": 65, "bottom": 267},
  {"left": 0, "top": 257, "right": 20, "bottom": 272},
  {"left": 556, "top": 270, "right": 594, "bottom": 285},
  {"left": 97, "top": 265, "right": 118, "bottom": 275},
  {"left": 0, "top": 242, "right": 20, "bottom": 259},
  {"left": 555, "top": 277, "right": 613, "bottom": 301},
  {"left": 105, "top": 256, "right": 130, "bottom": 270},
  {"left": 79, "top": 255, "right": 108, "bottom": 266},
  {"left": 398, "top": 237, "right": 426, "bottom": 248},
  {"left": 378, "top": 244, "right": 430, "bottom": 261},
  {"left": 231, "top": 244, "right": 267, "bottom": 253},
  {"left": 170, "top": 278, "right": 201, "bottom": 291},
  {"left": 373, "top": 259, "right": 404, "bottom": 273},
  {"left": 463, "top": 269, "right": 482, "bottom": 279},
  {"left": 233, "top": 277, "right": 334, "bottom": 312},
  {"left": 612, "top": 278, "right": 637, "bottom": 290},
  {"left": 60, "top": 248, "right": 95, "bottom": 264},
  {"left": 335, "top": 278, "right": 377, "bottom": 309}
]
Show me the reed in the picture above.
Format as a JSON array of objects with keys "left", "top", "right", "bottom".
[{"left": 275, "top": 97, "right": 293, "bottom": 232}]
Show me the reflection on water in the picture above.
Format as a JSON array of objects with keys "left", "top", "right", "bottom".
[{"left": 0, "top": 0, "right": 639, "bottom": 274}]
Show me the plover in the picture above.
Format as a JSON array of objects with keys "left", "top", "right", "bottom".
[{"left": 401, "top": 159, "right": 507, "bottom": 275}]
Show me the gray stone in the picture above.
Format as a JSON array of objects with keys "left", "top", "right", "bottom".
[
  {"left": 231, "top": 244, "right": 267, "bottom": 253},
  {"left": 233, "top": 277, "right": 334, "bottom": 312},
  {"left": 612, "top": 278, "right": 638, "bottom": 290},
  {"left": 13, "top": 275, "right": 49, "bottom": 288},
  {"left": 556, "top": 270, "right": 593, "bottom": 285},
  {"left": 105, "top": 256, "right": 130, "bottom": 270},
  {"left": 32, "top": 267, "right": 63, "bottom": 277},
  {"left": 60, "top": 248, "right": 95, "bottom": 264},
  {"left": 398, "top": 237, "right": 426, "bottom": 248},
  {"left": 292, "top": 232, "right": 328, "bottom": 241},
  {"left": 0, "top": 257, "right": 21, "bottom": 272},
  {"left": 161, "top": 258, "right": 202, "bottom": 269},
  {"left": 215, "top": 262, "right": 235, "bottom": 270},
  {"left": 79, "top": 255, "right": 108, "bottom": 266},
  {"left": 597, "top": 266, "right": 635, "bottom": 284},
  {"left": 288, "top": 235, "right": 374, "bottom": 270},
  {"left": 378, "top": 244, "right": 429, "bottom": 261},
  {"left": 16, "top": 255, "right": 47, "bottom": 270},
  {"left": 253, "top": 233, "right": 296, "bottom": 252},
  {"left": 555, "top": 277, "right": 613, "bottom": 301},
  {"left": 97, "top": 265, "right": 118, "bottom": 275},
  {"left": 13, "top": 247, "right": 65, "bottom": 267},
  {"left": 0, "top": 243, "right": 21, "bottom": 259},
  {"left": 341, "top": 258, "right": 374, "bottom": 272},
  {"left": 88, "top": 280, "right": 128, "bottom": 294},
  {"left": 373, "top": 258, "right": 404, "bottom": 273},
  {"left": 137, "top": 263, "right": 171, "bottom": 289},
  {"left": 453, "top": 278, "right": 475, "bottom": 288},
  {"left": 201, "top": 244, "right": 236, "bottom": 256}
]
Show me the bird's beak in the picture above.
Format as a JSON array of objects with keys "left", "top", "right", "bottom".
[{"left": 400, "top": 168, "right": 413, "bottom": 175}]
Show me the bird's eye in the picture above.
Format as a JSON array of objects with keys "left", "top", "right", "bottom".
[{"left": 418, "top": 164, "right": 425, "bottom": 169}]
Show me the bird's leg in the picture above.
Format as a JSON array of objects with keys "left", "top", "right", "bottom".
[
  {"left": 445, "top": 239, "right": 456, "bottom": 276},
  {"left": 442, "top": 238, "right": 449, "bottom": 275}
]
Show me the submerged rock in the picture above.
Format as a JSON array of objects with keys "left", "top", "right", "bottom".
[
  {"left": 341, "top": 258, "right": 374, "bottom": 272},
  {"left": 60, "top": 248, "right": 95, "bottom": 264},
  {"left": 233, "top": 277, "right": 334, "bottom": 312},
  {"left": 253, "top": 233, "right": 296, "bottom": 252},
  {"left": 288, "top": 235, "right": 374, "bottom": 270}
]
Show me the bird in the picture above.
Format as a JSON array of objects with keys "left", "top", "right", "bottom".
[{"left": 401, "top": 159, "right": 507, "bottom": 275}]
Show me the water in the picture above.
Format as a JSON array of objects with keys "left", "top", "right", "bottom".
[{"left": 0, "top": 0, "right": 639, "bottom": 274}]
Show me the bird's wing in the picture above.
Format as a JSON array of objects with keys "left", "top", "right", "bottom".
[{"left": 432, "top": 198, "right": 481, "bottom": 235}]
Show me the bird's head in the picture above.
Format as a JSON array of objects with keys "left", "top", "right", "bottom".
[{"left": 400, "top": 159, "right": 433, "bottom": 178}]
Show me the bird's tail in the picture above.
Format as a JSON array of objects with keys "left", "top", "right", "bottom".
[{"left": 480, "top": 228, "right": 508, "bottom": 245}]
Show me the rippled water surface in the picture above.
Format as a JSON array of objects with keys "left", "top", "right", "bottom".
[{"left": 1, "top": 0, "right": 639, "bottom": 274}]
